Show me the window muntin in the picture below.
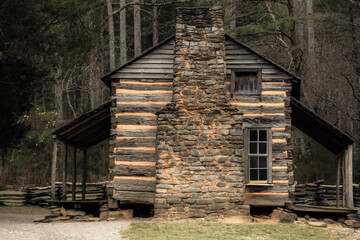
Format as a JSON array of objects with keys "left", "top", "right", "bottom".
[{"left": 248, "top": 129, "right": 270, "bottom": 181}]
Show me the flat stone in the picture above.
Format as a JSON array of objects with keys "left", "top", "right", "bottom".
[
  {"left": 60, "top": 207, "right": 67, "bottom": 217},
  {"left": 99, "top": 211, "right": 109, "bottom": 221},
  {"left": 271, "top": 209, "right": 281, "bottom": 219},
  {"left": 87, "top": 217, "right": 100, "bottom": 222},
  {"left": 309, "top": 218, "right": 318, "bottom": 222},
  {"left": 323, "top": 218, "right": 334, "bottom": 224},
  {"left": 52, "top": 216, "right": 71, "bottom": 221},
  {"left": 67, "top": 209, "right": 86, "bottom": 217},
  {"left": 99, "top": 204, "right": 108, "bottom": 212},
  {"left": 279, "top": 211, "right": 297, "bottom": 222},
  {"left": 308, "top": 221, "right": 327, "bottom": 228},
  {"left": 33, "top": 217, "right": 46, "bottom": 222},
  {"left": 345, "top": 220, "right": 355, "bottom": 227}
]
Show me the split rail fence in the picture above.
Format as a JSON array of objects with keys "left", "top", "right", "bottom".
[
  {"left": 295, "top": 181, "right": 360, "bottom": 207},
  {"left": 0, "top": 182, "right": 107, "bottom": 206}
]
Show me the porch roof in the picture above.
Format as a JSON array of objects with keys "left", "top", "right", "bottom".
[
  {"left": 290, "top": 97, "right": 354, "bottom": 155},
  {"left": 52, "top": 101, "right": 112, "bottom": 149}
]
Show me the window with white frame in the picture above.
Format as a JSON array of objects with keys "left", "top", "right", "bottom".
[{"left": 246, "top": 128, "right": 272, "bottom": 182}]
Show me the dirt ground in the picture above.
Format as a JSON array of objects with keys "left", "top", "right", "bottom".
[
  {"left": 1, "top": 213, "right": 360, "bottom": 240},
  {"left": 0, "top": 213, "right": 132, "bottom": 240}
]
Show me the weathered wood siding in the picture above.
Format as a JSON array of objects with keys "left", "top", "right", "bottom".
[
  {"left": 109, "top": 40, "right": 174, "bottom": 205},
  {"left": 225, "top": 38, "right": 294, "bottom": 207},
  {"left": 109, "top": 36, "right": 293, "bottom": 207}
]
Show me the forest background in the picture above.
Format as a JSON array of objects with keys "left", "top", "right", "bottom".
[{"left": 0, "top": 0, "right": 359, "bottom": 186}]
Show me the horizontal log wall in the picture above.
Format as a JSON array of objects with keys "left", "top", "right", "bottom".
[
  {"left": 109, "top": 40, "right": 174, "bottom": 204},
  {"left": 0, "top": 182, "right": 107, "bottom": 206},
  {"left": 225, "top": 39, "right": 294, "bottom": 207}
]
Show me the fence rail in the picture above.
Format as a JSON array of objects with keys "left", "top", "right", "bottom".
[{"left": 0, "top": 182, "right": 107, "bottom": 206}]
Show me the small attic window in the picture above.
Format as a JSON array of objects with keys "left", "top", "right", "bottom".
[{"left": 231, "top": 69, "right": 261, "bottom": 95}]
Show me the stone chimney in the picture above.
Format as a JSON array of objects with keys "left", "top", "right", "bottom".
[
  {"left": 173, "top": 7, "right": 228, "bottom": 109},
  {"left": 155, "top": 8, "right": 247, "bottom": 219}
]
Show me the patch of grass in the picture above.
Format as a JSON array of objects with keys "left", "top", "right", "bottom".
[
  {"left": 122, "top": 222, "right": 348, "bottom": 240},
  {"left": 0, "top": 205, "right": 50, "bottom": 215}
]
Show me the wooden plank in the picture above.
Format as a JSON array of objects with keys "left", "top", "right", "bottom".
[
  {"left": 114, "top": 154, "right": 157, "bottom": 162},
  {"left": 127, "top": 58, "right": 173, "bottom": 64},
  {"left": 114, "top": 179, "right": 156, "bottom": 192},
  {"left": 289, "top": 204, "right": 357, "bottom": 214},
  {"left": 82, "top": 150, "right": 87, "bottom": 201},
  {"left": 337, "top": 153, "right": 341, "bottom": 208},
  {"left": 232, "top": 105, "right": 285, "bottom": 114},
  {"left": 113, "top": 191, "right": 155, "bottom": 204},
  {"left": 113, "top": 138, "right": 156, "bottom": 148},
  {"left": 116, "top": 83, "right": 173, "bottom": 91},
  {"left": 245, "top": 183, "right": 292, "bottom": 193},
  {"left": 51, "top": 138, "right": 58, "bottom": 201},
  {"left": 244, "top": 193, "right": 290, "bottom": 206},
  {"left": 126, "top": 63, "right": 173, "bottom": 69},
  {"left": 116, "top": 115, "right": 158, "bottom": 125},
  {"left": 116, "top": 93, "right": 172, "bottom": 102},
  {"left": 242, "top": 116, "right": 288, "bottom": 128},
  {"left": 72, "top": 147, "right": 76, "bottom": 201},
  {"left": 113, "top": 164, "right": 156, "bottom": 177},
  {"left": 345, "top": 145, "right": 354, "bottom": 208},
  {"left": 116, "top": 103, "right": 170, "bottom": 113},
  {"left": 119, "top": 68, "right": 173, "bottom": 74},
  {"left": 62, "top": 143, "right": 68, "bottom": 201},
  {"left": 112, "top": 129, "right": 157, "bottom": 137},
  {"left": 113, "top": 73, "right": 173, "bottom": 79}
]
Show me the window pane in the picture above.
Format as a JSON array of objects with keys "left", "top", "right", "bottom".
[
  {"left": 259, "top": 169, "right": 267, "bottom": 180},
  {"left": 250, "top": 157, "right": 258, "bottom": 168},
  {"left": 259, "top": 143, "right": 267, "bottom": 154},
  {"left": 259, "top": 157, "right": 267, "bottom": 168},
  {"left": 250, "top": 143, "right": 257, "bottom": 154},
  {"left": 250, "top": 130, "right": 257, "bottom": 141},
  {"left": 250, "top": 169, "right": 258, "bottom": 181},
  {"left": 259, "top": 130, "right": 267, "bottom": 141}
]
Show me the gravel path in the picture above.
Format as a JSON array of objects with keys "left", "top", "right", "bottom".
[{"left": 0, "top": 214, "right": 132, "bottom": 240}]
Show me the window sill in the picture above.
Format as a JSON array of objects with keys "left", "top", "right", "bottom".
[{"left": 246, "top": 182, "right": 273, "bottom": 187}]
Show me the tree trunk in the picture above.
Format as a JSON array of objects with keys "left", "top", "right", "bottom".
[
  {"left": 120, "top": 0, "right": 127, "bottom": 65},
  {"left": 134, "top": 0, "right": 142, "bottom": 57},
  {"left": 152, "top": 0, "right": 159, "bottom": 45},
  {"left": 107, "top": 0, "right": 116, "bottom": 71},
  {"left": 307, "top": 0, "right": 315, "bottom": 67},
  {"left": 1, "top": 149, "right": 7, "bottom": 184},
  {"left": 289, "top": 0, "right": 303, "bottom": 76},
  {"left": 225, "top": 0, "right": 236, "bottom": 32},
  {"left": 55, "top": 77, "right": 64, "bottom": 121}
]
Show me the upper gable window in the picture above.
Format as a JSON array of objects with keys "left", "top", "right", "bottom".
[{"left": 231, "top": 69, "right": 261, "bottom": 96}]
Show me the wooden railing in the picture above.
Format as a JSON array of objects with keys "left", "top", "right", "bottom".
[{"left": 0, "top": 182, "right": 107, "bottom": 206}]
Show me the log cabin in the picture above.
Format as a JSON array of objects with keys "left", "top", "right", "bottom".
[{"left": 51, "top": 7, "right": 355, "bottom": 219}]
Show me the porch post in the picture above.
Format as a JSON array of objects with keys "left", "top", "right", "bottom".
[
  {"left": 344, "top": 145, "right": 354, "bottom": 208},
  {"left": 51, "top": 137, "right": 58, "bottom": 201},
  {"left": 72, "top": 147, "right": 77, "bottom": 201},
  {"left": 62, "top": 142, "right": 68, "bottom": 200},
  {"left": 82, "top": 149, "right": 87, "bottom": 200},
  {"left": 336, "top": 152, "right": 341, "bottom": 208}
]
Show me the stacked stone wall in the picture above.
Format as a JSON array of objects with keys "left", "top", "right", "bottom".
[{"left": 154, "top": 8, "right": 248, "bottom": 219}]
